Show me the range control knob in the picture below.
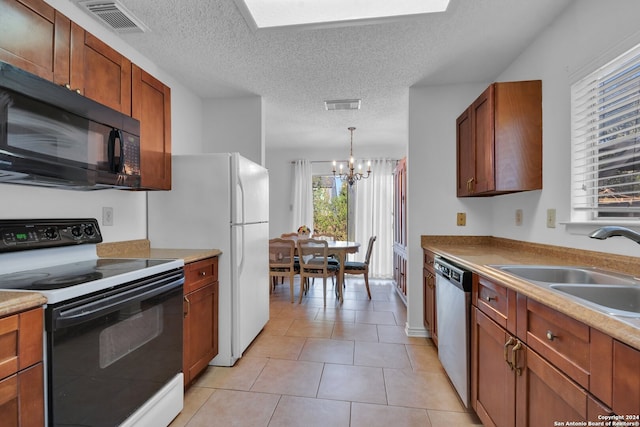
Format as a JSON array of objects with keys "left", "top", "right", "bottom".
[
  {"left": 44, "top": 227, "right": 59, "bottom": 239},
  {"left": 84, "top": 225, "right": 95, "bottom": 236},
  {"left": 71, "top": 226, "right": 83, "bottom": 238}
]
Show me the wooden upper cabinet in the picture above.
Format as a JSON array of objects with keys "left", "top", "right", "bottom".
[
  {"left": 0, "top": 0, "right": 71, "bottom": 85},
  {"left": 70, "top": 23, "right": 132, "bottom": 115},
  {"left": 457, "top": 80, "right": 542, "bottom": 197},
  {"left": 132, "top": 65, "right": 172, "bottom": 190}
]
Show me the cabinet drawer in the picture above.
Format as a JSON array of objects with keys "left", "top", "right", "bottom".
[
  {"left": 523, "top": 298, "right": 590, "bottom": 389},
  {"left": 0, "top": 308, "right": 42, "bottom": 380},
  {"left": 185, "top": 257, "right": 218, "bottom": 293},
  {"left": 473, "top": 275, "right": 516, "bottom": 331}
]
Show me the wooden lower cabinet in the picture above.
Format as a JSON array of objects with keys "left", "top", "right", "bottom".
[
  {"left": 183, "top": 257, "right": 219, "bottom": 388},
  {"left": 471, "top": 273, "right": 620, "bottom": 427},
  {"left": 612, "top": 340, "right": 640, "bottom": 416},
  {"left": 472, "top": 307, "right": 611, "bottom": 427},
  {"left": 472, "top": 307, "right": 516, "bottom": 427},
  {"left": 423, "top": 249, "right": 437, "bottom": 345},
  {"left": 0, "top": 307, "right": 44, "bottom": 427}
]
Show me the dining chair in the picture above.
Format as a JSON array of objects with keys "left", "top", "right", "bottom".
[
  {"left": 343, "top": 236, "right": 376, "bottom": 299},
  {"left": 269, "top": 238, "right": 298, "bottom": 303},
  {"left": 296, "top": 239, "right": 339, "bottom": 306},
  {"left": 309, "top": 232, "right": 339, "bottom": 285}
]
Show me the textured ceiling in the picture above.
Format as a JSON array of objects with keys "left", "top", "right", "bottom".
[{"left": 113, "top": 0, "right": 573, "bottom": 150}]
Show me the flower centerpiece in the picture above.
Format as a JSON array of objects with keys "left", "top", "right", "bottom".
[{"left": 297, "top": 225, "right": 310, "bottom": 237}]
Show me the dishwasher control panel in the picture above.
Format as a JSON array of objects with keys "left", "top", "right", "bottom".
[{"left": 434, "top": 256, "right": 472, "bottom": 291}]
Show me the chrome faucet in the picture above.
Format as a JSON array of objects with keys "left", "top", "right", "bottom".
[{"left": 589, "top": 226, "right": 640, "bottom": 244}]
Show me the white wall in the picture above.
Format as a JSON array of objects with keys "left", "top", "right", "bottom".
[
  {"left": 0, "top": 0, "right": 204, "bottom": 243},
  {"left": 405, "top": 0, "right": 640, "bottom": 334},
  {"left": 202, "top": 96, "right": 265, "bottom": 165}
]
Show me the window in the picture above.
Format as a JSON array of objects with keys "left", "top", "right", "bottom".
[
  {"left": 571, "top": 42, "right": 640, "bottom": 221},
  {"left": 312, "top": 176, "right": 352, "bottom": 240}
]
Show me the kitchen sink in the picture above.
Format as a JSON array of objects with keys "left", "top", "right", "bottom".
[
  {"left": 549, "top": 284, "right": 640, "bottom": 317},
  {"left": 492, "top": 265, "right": 637, "bottom": 285}
]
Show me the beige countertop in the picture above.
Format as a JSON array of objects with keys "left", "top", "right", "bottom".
[
  {"left": 0, "top": 291, "right": 47, "bottom": 317},
  {"left": 422, "top": 235, "right": 640, "bottom": 351},
  {"left": 96, "top": 239, "right": 221, "bottom": 263}
]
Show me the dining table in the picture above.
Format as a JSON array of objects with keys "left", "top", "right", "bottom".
[{"left": 285, "top": 236, "right": 360, "bottom": 303}]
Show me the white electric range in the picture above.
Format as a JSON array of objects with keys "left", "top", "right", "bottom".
[{"left": 0, "top": 218, "right": 185, "bottom": 427}]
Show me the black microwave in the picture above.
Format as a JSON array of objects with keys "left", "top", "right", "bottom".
[{"left": 0, "top": 61, "right": 141, "bottom": 190}]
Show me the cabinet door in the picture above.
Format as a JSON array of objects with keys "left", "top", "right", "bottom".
[
  {"left": 0, "top": 0, "right": 70, "bottom": 85},
  {"left": 471, "top": 85, "right": 495, "bottom": 194},
  {"left": 393, "top": 158, "right": 407, "bottom": 246},
  {"left": 18, "top": 363, "right": 44, "bottom": 427},
  {"left": 456, "top": 107, "right": 474, "bottom": 196},
  {"left": 0, "top": 363, "right": 44, "bottom": 427},
  {"left": 184, "top": 281, "right": 218, "bottom": 387},
  {"left": 423, "top": 267, "right": 437, "bottom": 346},
  {"left": 612, "top": 340, "right": 640, "bottom": 416},
  {"left": 70, "top": 23, "right": 131, "bottom": 114},
  {"left": 471, "top": 307, "right": 515, "bottom": 427},
  {"left": 132, "top": 65, "right": 172, "bottom": 190},
  {"left": 516, "top": 345, "right": 588, "bottom": 427}
]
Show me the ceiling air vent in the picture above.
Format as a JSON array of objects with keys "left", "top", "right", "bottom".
[
  {"left": 77, "top": 0, "right": 150, "bottom": 33},
  {"left": 324, "top": 99, "right": 361, "bottom": 111}
]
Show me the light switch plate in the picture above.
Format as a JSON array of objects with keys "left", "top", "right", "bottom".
[
  {"left": 546, "top": 208, "right": 556, "bottom": 228},
  {"left": 515, "top": 209, "right": 523, "bottom": 226}
]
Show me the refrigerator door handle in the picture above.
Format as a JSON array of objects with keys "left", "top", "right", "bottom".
[
  {"left": 236, "top": 225, "right": 245, "bottom": 276},
  {"left": 237, "top": 177, "right": 245, "bottom": 224}
]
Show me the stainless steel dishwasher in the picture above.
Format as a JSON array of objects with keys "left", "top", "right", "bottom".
[{"left": 434, "top": 256, "right": 472, "bottom": 408}]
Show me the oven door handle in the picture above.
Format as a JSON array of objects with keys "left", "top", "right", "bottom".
[{"left": 53, "top": 278, "right": 183, "bottom": 329}]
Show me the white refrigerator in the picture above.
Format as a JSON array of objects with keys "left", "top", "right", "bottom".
[{"left": 147, "top": 153, "right": 269, "bottom": 366}]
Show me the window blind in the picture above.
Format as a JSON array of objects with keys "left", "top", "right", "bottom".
[{"left": 571, "top": 42, "right": 640, "bottom": 219}]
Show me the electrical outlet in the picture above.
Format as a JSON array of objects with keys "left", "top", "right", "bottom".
[
  {"left": 515, "top": 209, "right": 523, "bottom": 226},
  {"left": 546, "top": 208, "right": 556, "bottom": 228},
  {"left": 456, "top": 212, "right": 466, "bottom": 226},
  {"left": 102, "top": 207, "right": 114, "bottom": 226}
]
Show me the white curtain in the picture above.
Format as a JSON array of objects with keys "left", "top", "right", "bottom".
[
  {"left": 291, "top": 159, "right": 314, "bottom": 232},
  {"left": 353, "top": 159, "right": 394, "bottom": 279}
]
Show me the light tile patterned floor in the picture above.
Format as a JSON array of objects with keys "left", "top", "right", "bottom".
[{"left": 170, "top": 277, "right": 483, "bottom": 427}]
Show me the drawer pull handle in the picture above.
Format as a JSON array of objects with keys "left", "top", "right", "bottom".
[
  {"left": 485, "top": 296, "right": 495, "bottom": 302},
  {"left": 200, "top": 271, "right": 207, "bottom": 277},
  {"left": 504, "top": 336, "right": 516, "bottom": 370},
  {"left": 546, "top": 330, "right": 556, "bottom": 341}
]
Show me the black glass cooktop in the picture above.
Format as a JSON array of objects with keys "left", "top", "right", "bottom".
[{"left": 0, "top": 258, "right": 173, "bottom": 291}]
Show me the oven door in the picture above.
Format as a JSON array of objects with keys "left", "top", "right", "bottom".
[{"left": 46, "top": 270, "right": 183, "bottom": 427}]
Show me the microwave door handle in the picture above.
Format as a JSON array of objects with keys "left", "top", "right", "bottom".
[
  {"left": 108, "top": 129, "right": 124, "bottom": 173},
  {"left": 108, "top": 129, "right": 117, "bottom": 172},
  {"left": 116, "top": 129, "right": 124, "bottom": 172}
]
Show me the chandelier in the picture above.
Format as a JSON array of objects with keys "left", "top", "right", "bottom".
[{"left": 332, "top": 127, "right": 371, "bottom": 186}]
